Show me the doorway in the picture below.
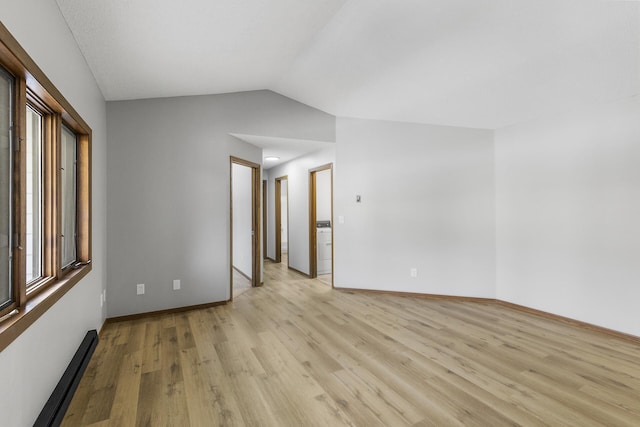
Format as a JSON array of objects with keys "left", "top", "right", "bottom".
[
  {"left": 262, "top": 179, "right": 267, "bottom": 260},
  {"left": 309, "top": 164, "right": 333, "bottom": 286},
  {"left": 230, "top": 157, "right": 261, "bottom": 300},
  {"left": 274, "top": 175, "right": 288, "bottom": 265}
]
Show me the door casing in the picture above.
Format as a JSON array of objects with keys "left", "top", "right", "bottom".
[
  {"left": 262, "top": 179, "right": 267, "bottom": 260},
  {"left": 230, "top": 156, "right": 261, "bottom": 300},
  {"left": 274, "top": 175, "right": 288, "bottom": 265},
  {"left": 308, "top": 163, "right": 333, "bottom": 285}
]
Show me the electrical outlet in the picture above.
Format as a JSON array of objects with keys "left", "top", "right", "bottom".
[
  {"left": 410, "top": 268, "right": 418, "bottom": 278},
  {"left": 173, "top": 279, "right": 181, "bottom": 290},
  {"left": 137, "top": 283, "right": 145, "bottom": 295},
  {"left": 100, "top": 294, "right": 103, "bottom": 307}
]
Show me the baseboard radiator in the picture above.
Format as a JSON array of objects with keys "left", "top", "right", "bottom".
[{"left": 34, "top": 330, "right": 99, "bottom": 427}]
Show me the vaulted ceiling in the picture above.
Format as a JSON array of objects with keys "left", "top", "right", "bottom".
[{"left": 57, "top": 0, "right": 639, "bottom": 130}]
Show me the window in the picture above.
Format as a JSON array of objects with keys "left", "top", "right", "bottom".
[
  {"left": 0, "top": 23, "right": 92, "bottom": 351},
  {"left": 26, "top": 106, "right": 42, "bottom": 283}
]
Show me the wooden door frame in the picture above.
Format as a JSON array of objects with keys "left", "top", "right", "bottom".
[
  {"left": 308, "top": 163, "right": 333, "bottom": 286},
  {"left": 230, "top": 156, "right": 261, "bottom": 301},
  {"left": 262, "top": 180, "right": 267, "bottom": 259},
  {"left": 274, "top": 175, "right": 288, "bottom": 264}
]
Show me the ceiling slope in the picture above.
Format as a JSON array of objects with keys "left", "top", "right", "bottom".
[
  {"left": 56, "top": 0, "right": 347, "bottom": 101},
  {"left": 57, "top": 0, "right": 639, "bottom": 129},
  {"left": 275, "top": 0, "right": 640, "bottom": 129}
]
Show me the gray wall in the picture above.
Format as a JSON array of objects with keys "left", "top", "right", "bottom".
[
  {"left": 107, "top": 91, "right": 335, "bottom": 316},
  {"left": 496, "top": 95, "right": 640, "bottom": 336},
  {"left": 334, "top": 117, "right": 496, "bottom": 297},
  {"left": 0, "top": 1, "right": 107, "bottom": 425}
]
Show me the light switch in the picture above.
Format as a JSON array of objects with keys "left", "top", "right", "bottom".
[{"left": 338, "top": 215, "right": 345, "bottom": 224}]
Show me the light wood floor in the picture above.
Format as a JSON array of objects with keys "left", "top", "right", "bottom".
[
  {"left": 317, "top": 273, "right": 332, "bottom": 286},
  {"left": 63, "top": 260, "right": 640, "bottom": 426},
  {"left": 232, "top": 267, "right": 251, "bottom": 298}
]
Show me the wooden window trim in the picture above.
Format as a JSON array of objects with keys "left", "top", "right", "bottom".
[
  {"left": 14, "top": 76, "right": 27, "bottom": 310},
  {"left": 0, "top": 23, "right": 92, "bottom": 352},
  {"left": 0, "top": 267, "right": 90, "bottom": 350},
  {"left": 25, "top": 99, "right": 51, "bottom": 293}
]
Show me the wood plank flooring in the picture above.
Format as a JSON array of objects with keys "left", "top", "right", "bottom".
[
  {"left": 232, "top": 267, "right": 251, "bottom": 298},
  {"left": 63, "top": 260, "right": 640, "bottom": 426}
]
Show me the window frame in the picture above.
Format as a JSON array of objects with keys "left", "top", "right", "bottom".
[
  {"left": 25, "top": 102, "right": 45, "bottom": 287},
  {"left": 60, "top": 123, "right": 78, "bottom": 271},
  {"left": 0, "top": 23, "right": 92, "bottom": 352},
  {"left": 0, "top": 65, "right": 16, "bottom": 315}
]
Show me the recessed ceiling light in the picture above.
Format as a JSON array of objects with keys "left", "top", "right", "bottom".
[{"left": 264, "top": 156, "right": 280, "bottom": 161}]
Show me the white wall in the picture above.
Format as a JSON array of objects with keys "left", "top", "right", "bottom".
[
  {"left": 335, "top": 117, "right": 495, "bottom": 297},
  {"left": 107, "top": 91, "right": 335, "bottom": 316},
  {"left": 0, "top": 1, "right": 107, "bottom": 425},
  {"left": 232, "top": 163, "right": 252, "bottom": 278},
  {"left": 495, "top": 95, "right": 640, "bottom": 337},
  {"left": 266, "top": 147, "right": 336, "bottom": 273},
  {"left": 316, "top": 169, "right": 332, "bottom": 222}
]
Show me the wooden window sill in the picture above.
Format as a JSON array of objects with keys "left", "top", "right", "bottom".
[{"left": 0, "top": 264, "right": 92, "bottom": 353}]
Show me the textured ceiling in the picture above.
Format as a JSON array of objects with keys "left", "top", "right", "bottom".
[{"left": 57, "top": 0, "right": 639, "bottom": 130}]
